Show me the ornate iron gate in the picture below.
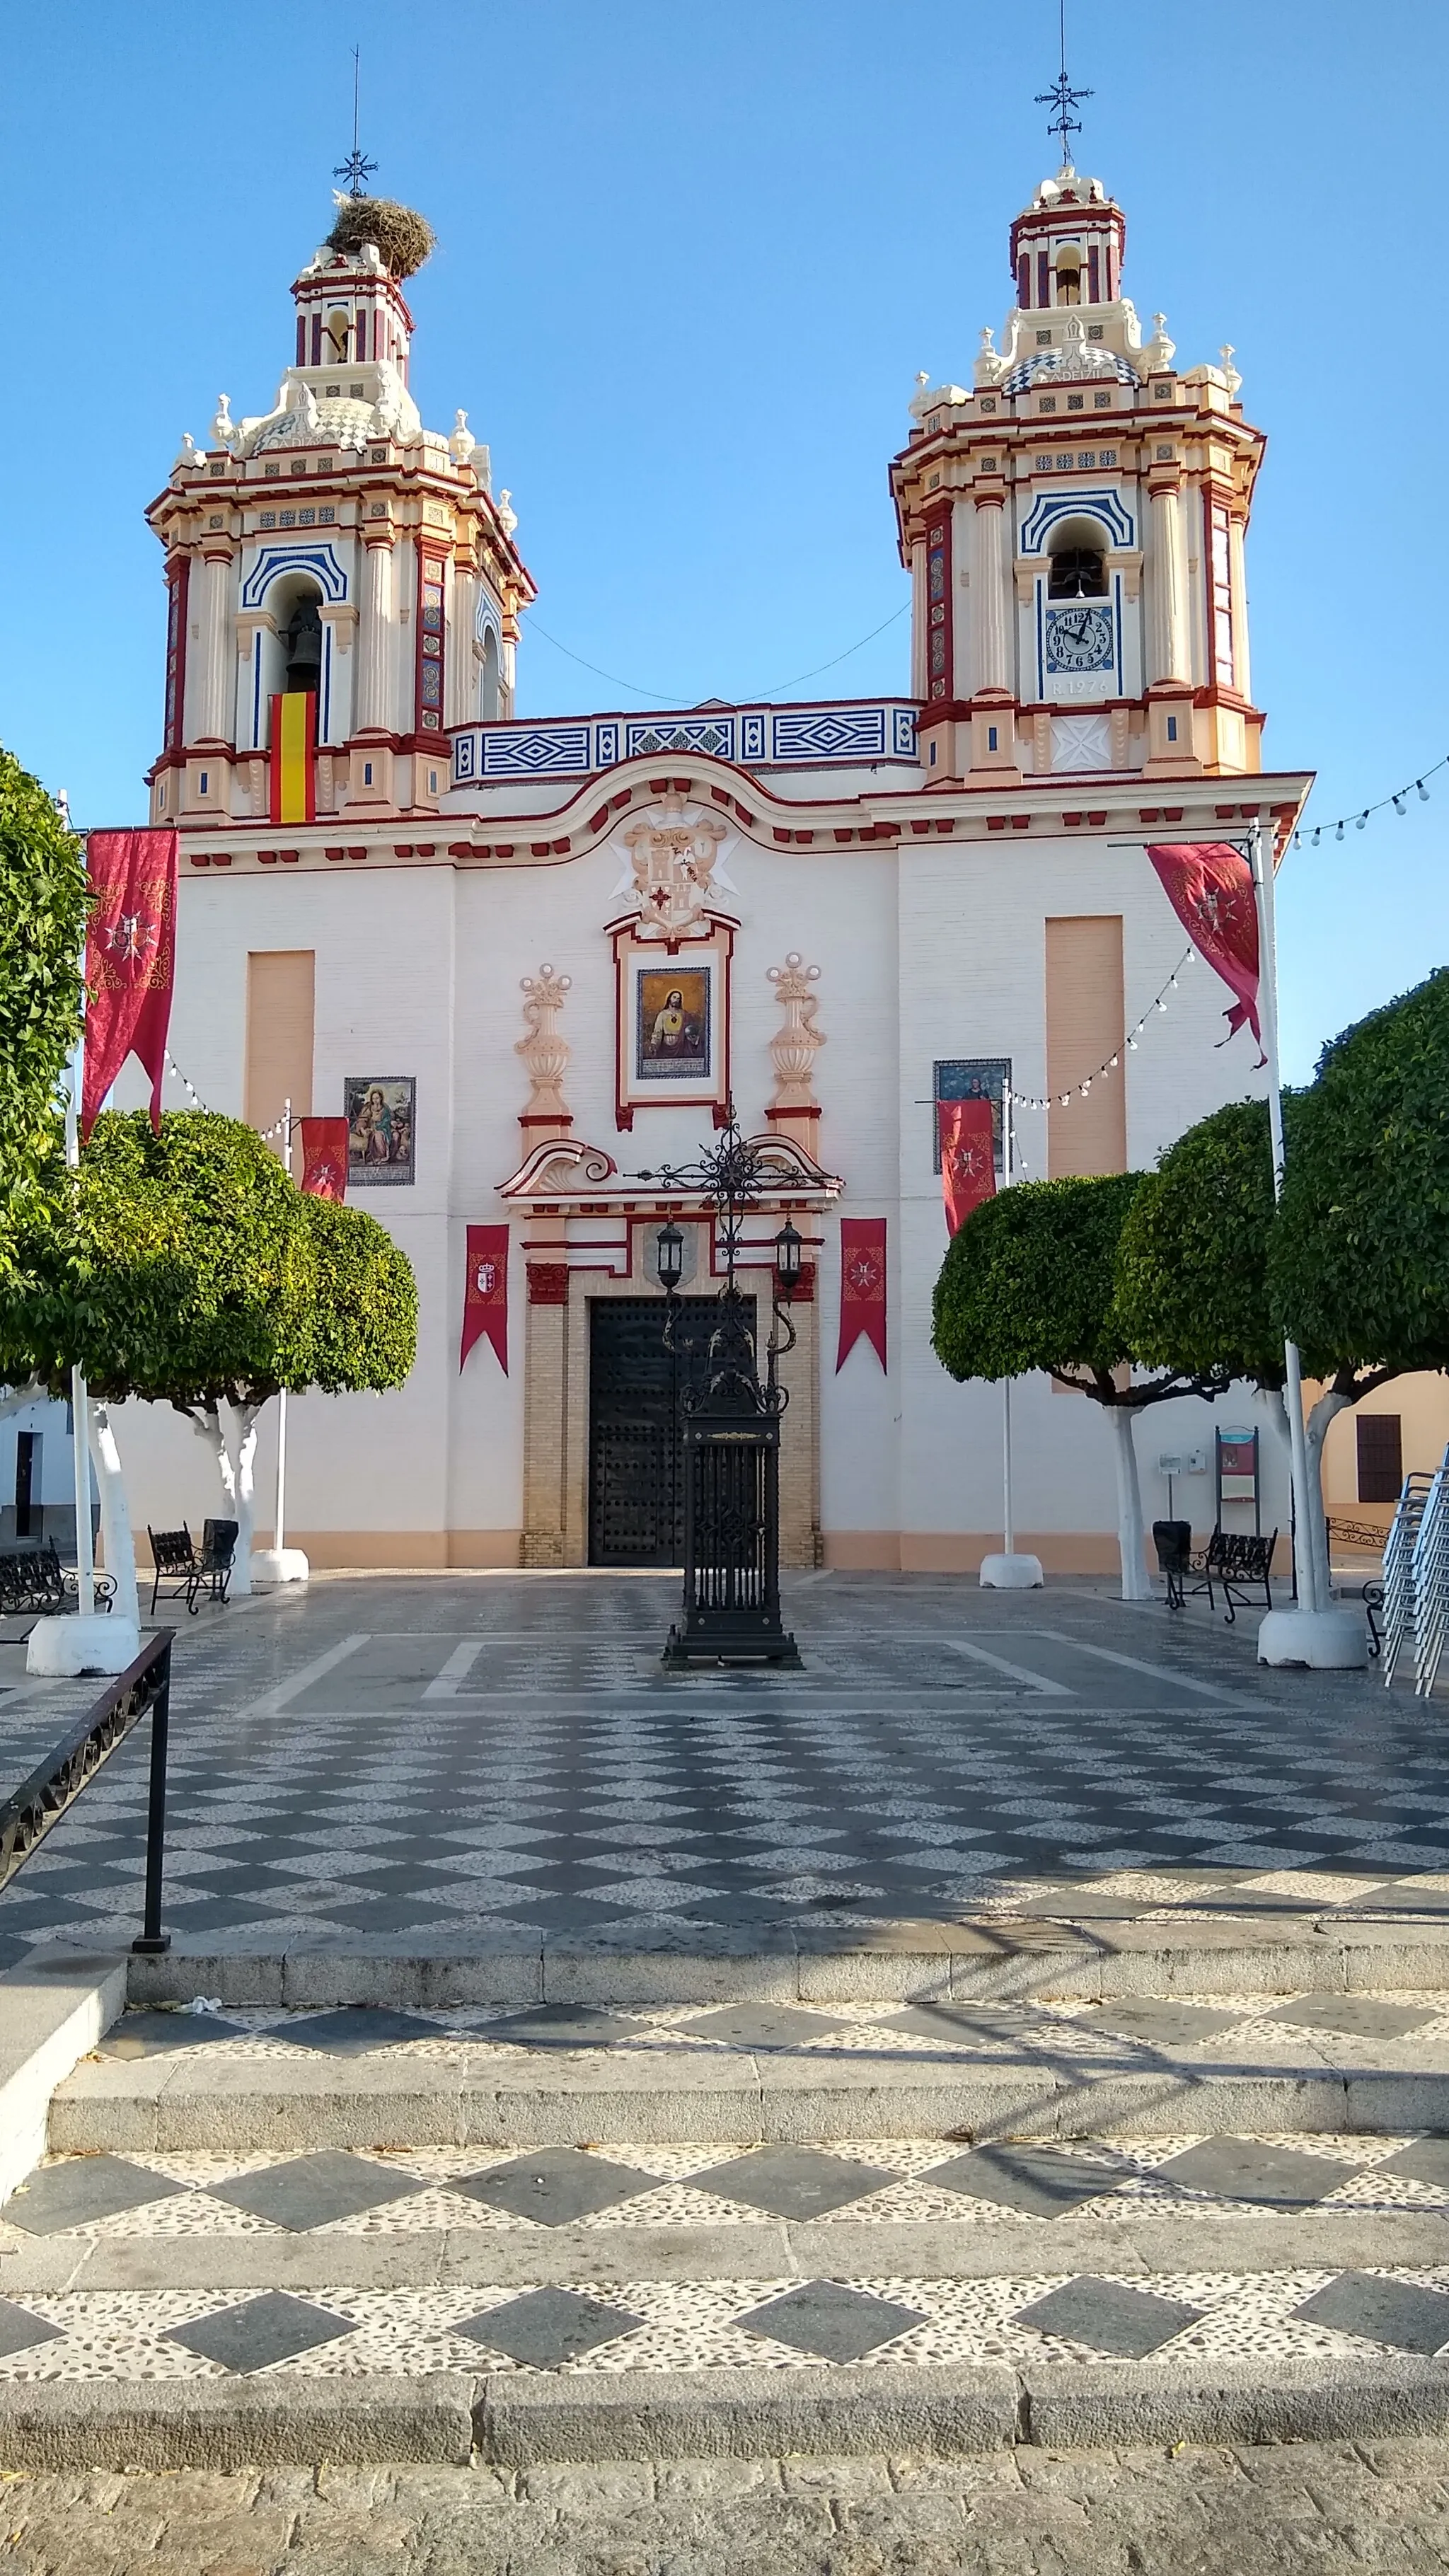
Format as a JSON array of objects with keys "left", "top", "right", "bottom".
[{"left": 587, "top": 1298, "right": 754, "bottom": 1566}]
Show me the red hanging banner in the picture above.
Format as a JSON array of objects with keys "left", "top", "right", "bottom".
[
  {"left": 837, "top": 1217, "right": 887, "bottom": 1373},
  {"left": 938, "top": 1097, "right": 997, "bottom": 1237},
  {"left": 81, "top": 828, "right": 178, "bottom": 1136},
  {"left": 298, "top": 1117, "right": 348, "bottom": 1201},
  {"left": 461, "top": 1224, "right": 509, "bottom": 1375},
  {"left": 1145, "top": 841, "right": 1262, "bottom": 1056}
]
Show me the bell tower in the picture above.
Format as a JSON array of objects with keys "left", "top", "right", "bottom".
[
  {"left": 146, "top": 192, "right": 535, "bottom": 835},
  {"left": 890, "top": 105, "right": 1265, "bottom": 788}
]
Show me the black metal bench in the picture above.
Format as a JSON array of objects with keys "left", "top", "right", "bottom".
[
  {"left": 1187, "top": 1527, "right": 1278, "bottom": 1624},
  {"left": 147, "top": 1521, "right": 238, "bottom": 1617},
  {"left": 0, "top": 1540, "right": 115, "bottom": 1618}
]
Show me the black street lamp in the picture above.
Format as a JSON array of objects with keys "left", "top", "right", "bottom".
[
  {"left": 654, "top": 1219, "right": 686, "bottom": 1294},
  {"left": 640, "top": 1109, "right": 802, "bottom": 1670}
]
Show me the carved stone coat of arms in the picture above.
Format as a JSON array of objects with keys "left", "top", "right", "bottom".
[{"left": 615, "top": 791, "right": 730, "bottom": 940}]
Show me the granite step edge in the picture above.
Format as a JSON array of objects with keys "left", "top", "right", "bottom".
[
  {"left": 110, "top": 1916, "right": 1449, "bottom": 2011},
  {"left": 4, "top": 2352, "right": 1449, "bottom": 2471}
]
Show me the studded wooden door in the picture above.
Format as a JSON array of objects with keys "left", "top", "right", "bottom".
[{"left": 587, "top": 1296, "right": 756, "bottom": 1566}]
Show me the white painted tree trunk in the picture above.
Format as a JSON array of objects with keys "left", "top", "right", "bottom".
[
  {"left": 88, "top": 1403, "right": 139, "bottom": 1628},
  {"left": 230, "top": 1404, "right": 260, "bottom": 1596},
  {"left": 1105, "top": 1404, "right": 1153, "bottom": 1602},
  {"left": 1256, "top": 1385, "right": 1295, "bottom": 1575},
  {"left": 1305, "top": 1387, "right": 1350, "bottom": 1609},
  {"left": 185, "top": 1403, "right": 250, "bottom": 1596}
]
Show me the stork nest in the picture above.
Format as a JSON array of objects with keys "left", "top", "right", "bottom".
[{"left": 326, "top": 197, "right": 435, "bottom": 280}]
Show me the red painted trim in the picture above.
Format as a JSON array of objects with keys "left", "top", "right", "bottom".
[
  {"left": 612, "top": 919, "right": 734, "bottom": 1132},
  {"left": 526, "top": 1262, "right": 570, "bottom": 1305}
]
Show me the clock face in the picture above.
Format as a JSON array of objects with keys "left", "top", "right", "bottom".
[{"left": 1046, "top": 603, "right": 1114, "bottom": 674}]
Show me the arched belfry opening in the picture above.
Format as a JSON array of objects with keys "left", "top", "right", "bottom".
[
  {"left": 282, "top": 584, "right": 324, "bottom": 693},
  {"left": 1046, "top": 517, "right": 1109, "bottom": 599}
]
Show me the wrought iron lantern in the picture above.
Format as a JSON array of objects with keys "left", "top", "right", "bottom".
[
  {"left": 654, "top": 1219, "right": 686, "bottom": 1293},
  {"left": 638, "top": 1109, "right": 802, "bottom": 1670},
  {"left": 774, "top": 1219, "right": 803, "bottom": 1298}
]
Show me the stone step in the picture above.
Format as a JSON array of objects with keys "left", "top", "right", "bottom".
[
  {"left": 124, "top": 1902, "right": 1449, "bottom": 2011},
  {"left": 6, "top": 2135, "right": 1449, "bottom": 2467},
  {"left": 48, "top": 1992, "right": 1449, "bottom": 2153}
]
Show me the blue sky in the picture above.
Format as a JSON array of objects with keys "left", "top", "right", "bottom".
[{"left": 2, "top": 0, "right": 1441, "bottom": 1078}]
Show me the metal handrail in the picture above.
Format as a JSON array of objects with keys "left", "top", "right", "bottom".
[
  {"left": 1415, "top": 1460, "right": 1449, "bottom": 1699},
  {"left": 1383, "top": 1467, "right": 1438, "bottom": 1689},
  {"left": 0, "top": 1630, "right": 174, "bottom": 1954}
]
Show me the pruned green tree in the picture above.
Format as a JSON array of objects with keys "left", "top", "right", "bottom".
[
  {"left": 1268, "top": 969, "right": 1449, "bottom": 1573},
  {"left": 933, "top": 1172, "right": 1227, "bottom": 1599},
  {"left": 0, "top": 1111, "right": 417, "bottom": 1602},
  {"left": 1114, "top": 1098, "right": 1303, "bottom": 1560},
  {"left": 0, "top": 748, "right": 88, "bottom": 1422}
]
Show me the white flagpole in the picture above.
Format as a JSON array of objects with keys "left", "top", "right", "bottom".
[
  {"left": 1001, "top": 1098, "right": 1015, "bottom": 1556},
  {"left": 63, "top": 1033, "right": 94, "bottom": 1618},
  {"left": 1248, "top": 818, "right": 1321, "bottom": 1619},
  {"left": 275, "top": 1097, "right": 291, "bottom": 1556}
]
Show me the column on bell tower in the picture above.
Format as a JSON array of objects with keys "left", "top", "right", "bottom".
[
  {"left": 192, "top": 543, "right": 236, "bottom": 746},
  {"left": 967, "top": 481, "right": 1020, "bottom": 775},
  {"left": 1144, "top": 456, "right": 1196, "bottom": 773}
]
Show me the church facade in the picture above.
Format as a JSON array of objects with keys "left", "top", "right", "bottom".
[{"left": 112, "top": 159, "right": 1311, "bottom": 1574}]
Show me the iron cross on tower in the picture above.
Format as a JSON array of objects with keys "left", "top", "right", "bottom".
[
  {"left": 1035, "top": 0, "right": 1092, "bottom": 168},
  {"left": 333, "top": 47, "right": 378, "bottom": 196}
]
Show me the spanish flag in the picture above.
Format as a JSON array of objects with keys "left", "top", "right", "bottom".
[{"left": 269, "top": 692, "right": 316, "bottom": 825}]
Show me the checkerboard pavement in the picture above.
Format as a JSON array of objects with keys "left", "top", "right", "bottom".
[{"left": 0, "top": 1574, "right": 1440, "bottom": 1964}]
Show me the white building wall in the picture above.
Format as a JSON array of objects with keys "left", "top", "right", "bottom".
[{"left": 104, "top": 799, "right": 1289, "bottom": 1573}]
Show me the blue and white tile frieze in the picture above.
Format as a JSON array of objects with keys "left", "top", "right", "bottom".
[{"left": 450, "top": 701, "right": 920, "bottom": 786}]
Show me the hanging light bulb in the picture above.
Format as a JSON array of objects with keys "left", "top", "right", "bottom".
[
  {"left": 1335, "top": 822, "right": 1345, "bottom": 841},
  {"left": 1418, "top": 780, "right": 1431, "bottom": 801},
  {"left": 1393, "top": 795, "right": 1406, "bottom": 816},
  {"left": 1156, "top": 997, "right": 1168, "bottom": 1011},
  {"left": 1127, "top": 1034, "right": 1138, "bottom": 1050},
  {"left": 1356, "top": 812, "right": 1368, "bottom": 830},
  {"left": 1311, "top": 827, "right": 1321, "bottom": 846},
  {"left": 1109, "top": 1053, "right": 1119, "bottom": 1068}
]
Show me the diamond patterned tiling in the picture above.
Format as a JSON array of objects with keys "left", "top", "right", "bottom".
[
  {"left": 1292, "top": 2270, "right": 1449, "bottom": 2355},
  {"left": 166, "top": 2293, "right": 359, "bottom": 2374},
  {"left": 690, "top": 2147, "right": 896, "bottom": 2222},
  {"left": 449, "top": 2149, "right": 657, "bottom": 2229},
  {"left": 456, "top": 2287, "right": 645, "bottom": 2369},
  {"left": 737, "top": 2280, "right": 926, "bottom": 2362},
  {"left": 1012, "top": 2275, "right": 1204, "bottom": 2359},
  {"left": 1150, "top": 2139, "right": 1356, "bottom": 2211},
  {"left": 931, "top": 2144, "right": 1133, "bottom": 2221},
  {"left": 202, "top": 2153, "right": 425, "bottom": 2234},
  {"left": 5, "top": 2158, "right": 180, "bottom": 2237}
]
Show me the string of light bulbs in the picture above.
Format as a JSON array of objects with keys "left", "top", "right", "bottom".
[
  {"left": 1293, "top": 753, "right": 1449, "bottom": 848},
  {"left": 163, "top": 1052, "right": 291, "bottom": 1143},
  {"left": 1003, "top": 947, "right": 1195, "bottom": 1114}
]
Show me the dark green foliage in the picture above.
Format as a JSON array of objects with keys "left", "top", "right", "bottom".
[
  {"left": 0, "top": 1111, "right": 417, "bottom": 1408},
  {"left": 301, "top": 1192, "right": 416, "bottom": 1394},
  {"left": 1270, "top": 968, "right": 1449, "bottom": 1375},
  {"left": 1115, "top": 1099, "right": 1289, "bottom": 1385},
  {"left": 933, "top": 1172, "right": 1149, "bottom": 1392},
  {"left": 0, "top": 748, "right": 88, "bottom": 1254}
]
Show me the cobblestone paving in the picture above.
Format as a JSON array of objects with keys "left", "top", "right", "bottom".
[{"left": 4, "top": 2439, "right": 1449, "bottom": 2571}]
